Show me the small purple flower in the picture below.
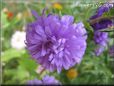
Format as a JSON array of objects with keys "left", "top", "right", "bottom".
[
  {"left": 42, "top": 75, "right": 60, "bottom": 84},
  {"left": 90, "top": 19, "right": 112, "bottom": 31},
  {"left": 27, "top": 75, "right": 60, "bottom": 85},
  {"left": 25, "top": 10, "right": 87, "bottom": 73},
  {"left": 94, "top": 31, "right": 108, "bottom": 56},
  {"left": 96, "top": 2, "right": 113, "bottom": 16},
  {"left": 90, "top": 3, "right": 113, "bottom": 30},
  {"left": 89, "top": 3, "right": 113, "bottom": 56},
  {"left": 27, "top": 79, "right": 42, "bottom": 85},
  {"left": 94, "top": 31, "right": 108, "bottom": 47}
]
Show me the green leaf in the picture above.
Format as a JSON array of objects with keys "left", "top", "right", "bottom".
[
  {"left": 13, "top": 66, "right": 29, "bottom": 81},
  {"left": 1, "top": 48, "right": 26, "bottom": 62},
  {"left": 19, "top": 56, "right": 38, "bottom": 74},
  {"left": 1, "top": 11, "right": 10, "bottom": 28},
  {"left": 103, "top": 8, "right": 114, "bottom": 17}
]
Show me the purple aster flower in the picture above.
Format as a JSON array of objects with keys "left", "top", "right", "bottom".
[
  {"left": 94, "top": 31, "right": 108, "bottom": 47},
  {"left": 109, "top": 45, "right": 114, "bottom": 57},
  {"left": 89, "top": 3, "right": 113, "bottom": 56},
  {"left": 97, "top": 2, "right": 113, "bottom": 16},
  {"left": 42, "top": 75, "right": 60, "bottom": 85},
  {"left": 27, "top": 78, "right": 42, "bottom": 85},
  {"left": 27, "top": 75, "right": 60, "bottom": 85},
  {"left": 90, "top": 2, "right": 113, "bottom": 19},
  {"left": 25, "top": 10, "right": 87, "bottom": 73},
  {"left": 94, "top": 31, "right": 108, "bottom": 56},
  {"left": 90, "top": 19, "right": 112, "bottom": 31},
  {"left": 90, "top": 2, "right": 113, "bottom": 30}
]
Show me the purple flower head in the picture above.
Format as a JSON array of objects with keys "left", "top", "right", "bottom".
[
  {"left": 27, "top": 79, "right": 42, "bottom": 85},
  {"left": 94, "top": 31, "right": 108, "bottom": 46},
  {"left": 27, "top": 75, "right": 60, "bottom": 85},
  {"left": 42, "top": 75, "right": 60, "bottom": 84},
  {"left": 90, "top": 3, "right": 113, "bottom": 30},
  {"left": 94, "top": 31, "right": 108, "bottom": 56},
  {"left": 90, "top": 19, "right": 112, "bottom": 31},
  {"left": 89, "top": 3, "right": 112, "bottom": 56},
  {"left": 25, "top": 10, "right": 87, "bottom": 73},
  {"left": 97, "top": 2, "right": 113, "bottom": 16}
]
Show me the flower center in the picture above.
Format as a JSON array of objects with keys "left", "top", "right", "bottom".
[{"left": 52, "top": 38, "right": 66, "bottom": 54}]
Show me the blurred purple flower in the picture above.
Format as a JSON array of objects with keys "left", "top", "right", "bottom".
[
  {"left": 27, "top": 79, "right": 42, "bottom": 85},
  {"left": 42, "top": 75, "right": 60, "bottom": 85},
  {"left": 94, "top": 31, "right": 108, "bottom": 56},
  {"left": 27, "top": 75, "right": 60, "bottom": 85},
  {"left": 109, "top": 45, "right": 114, "bottom": 57},
  {"left": 89, "top": 3, "right": 113, "bottom": 56},
  {"left": 95, "top": 46, "right": 105, "bottom": 56},
  {"left": 25, "top": 10, "right": 87, "bottom": 73},
  {"left": 90, "top": 19, "right": 112, "bottom": 31},
  {"left": 94, "top": 31, "right": 108, "bottom": 47},
  {"left": 94, "top": 2, "right": 113, "bottom": 17},
  {"left": 90, "top": 2, "right": 113, "bottom": 30}
]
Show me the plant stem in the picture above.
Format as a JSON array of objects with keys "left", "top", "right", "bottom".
[{"left": 89, "top": 16, "right": 114, "bottom": 24}]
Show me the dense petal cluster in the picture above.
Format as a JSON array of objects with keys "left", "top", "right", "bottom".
[
  {"left": 90, "top": 3, "right": 113, "bottom": 30},
  {"left": 27, "top": 75, "right": 60, "bottom": 85},
  {"left": 94, "top": 31, "right": 108, "bottom": 46},
  {"left": 94, "top": 31, "right": 108, "bottom": 56},
  {"left": 25, "top": 10, "right": 87, "bottom": 73},
  {"left": 89, "top": 3, "right": 113, "bottom": 56}
]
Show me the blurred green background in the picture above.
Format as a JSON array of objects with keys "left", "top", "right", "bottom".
[{"left": 1, "top": 0, "right": 114, "bottom": 85}]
